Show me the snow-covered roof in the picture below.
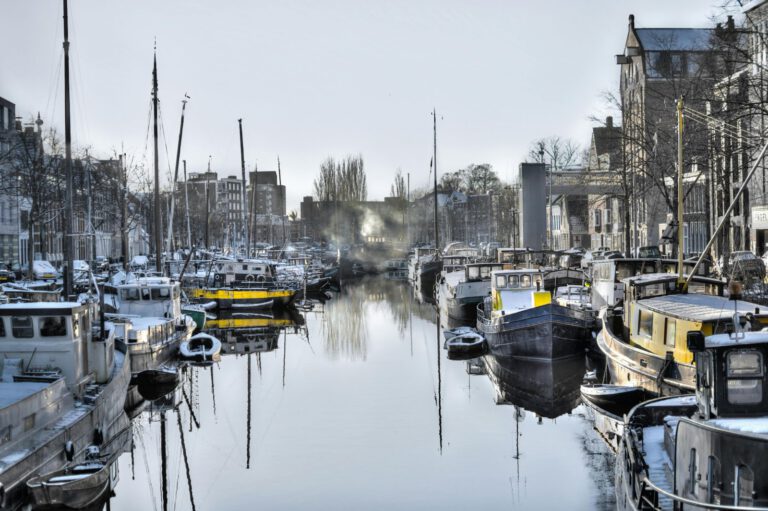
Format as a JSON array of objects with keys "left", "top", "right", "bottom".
[
  {"left": 0, "top": 302, "right": 83, "bottom": 314},
  {"left": 641, "top": 293, "right": 763, "bottom": 322},
  {"left": 705, "top": 332, "right": 768, "bottom": 348}
]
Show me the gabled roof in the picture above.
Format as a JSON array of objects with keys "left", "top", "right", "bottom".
[
  {"left": 636, "top": 28, "right": 713, "bottom": 52},
  {"left": 592, "top": 125, "right": 622, "bottom": 161}
]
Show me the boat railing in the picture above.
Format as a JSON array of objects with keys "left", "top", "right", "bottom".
[{"left": 640, "top": 475, "right": 768, "bottom": 510}]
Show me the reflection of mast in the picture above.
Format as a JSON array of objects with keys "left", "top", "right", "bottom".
[
  {"left": 409, "top": 289, "right": 413, "bottom": 357},
  {"left": 176, "top": 409, "right": 197, "bottom": 511},
  {"left": 282, "top": 329, "right": 287, "bottom": 388},
  {"left": 436, "top": 309, "right": 443, "bottom": 453},
  {"left": 210, "top": 365, "right": 217, "bottom": 417},
  {"left": 246, "top": 354, "right": 252, "bottom": 469},
  {"left": 512, "top": 405, "right": 523, "bottom": 504},
  {"left": 160, "top": 411, "right": 168, "bottom": 511}
]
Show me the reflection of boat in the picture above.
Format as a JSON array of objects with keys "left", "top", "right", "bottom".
[
  {"left": 484, "top": 354, "right": 585, "bottom": 418},
  {"left": 206, "top": 311, "right": 303, "bottom": 356}
]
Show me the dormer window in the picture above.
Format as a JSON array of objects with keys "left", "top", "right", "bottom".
[{"left": 725, "top": 350, "right": 764, "bottom": 405}]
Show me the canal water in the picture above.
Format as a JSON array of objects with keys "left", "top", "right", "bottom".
[{"left": 110, "top": 277, "right": 616, "bottom": 510}]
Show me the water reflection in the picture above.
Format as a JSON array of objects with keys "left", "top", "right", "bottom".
[
  {"left": 322, "top": 282, "right": 368, "bottom": 361},
  {"left": 104, "top": 276, "right": 614, "bottom": 510},
  {"left": 484, "top": 355, "right": 585, "bottom": 418}
]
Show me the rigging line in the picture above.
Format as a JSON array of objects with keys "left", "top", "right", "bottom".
[
  {"left": 44, "top": 49, "right": 64, "bottom": 127},
  {"left": 157, "top": 101, "right": 175, "bottom": 187},
  {"left": 142, "top": 97, "right": 153, "bottom": 167},
  {"left": 176, "top": 409, "right": 198, "bottom": 511},
  {"left": 136, "top": 424, "right": 160, "bottom": 511}
]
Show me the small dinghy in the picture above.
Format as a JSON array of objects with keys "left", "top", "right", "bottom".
[
  {"left": 445, "top": 331, "right": 487, "bottom": 360},
  {"left": 580, "top": 384, "right": 646, "bottom": 417},
  {"left": 443, "top": 326, "right": 476, "bottom": 343},
  {"left": 27, "top": 446, "right": 110, "bottom": 509},
  {"left": 180, "top": 332, "right": 222, "bottom": 363}
]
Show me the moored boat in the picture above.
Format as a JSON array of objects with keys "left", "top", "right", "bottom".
[
  {"left": 477, "top": 268, "right": 592, "bottom": 359},
  {"left": 597, "top": 273, "right": 766, "bottom": 396},
  {"left": 180, "top": 332, "right": 222, "bottom": 363},
  {"left": 615, "top": 326, "right": 768, "bottom": 509},
  {"left": 438, "top": 262, "right": 504, "bottom": 323}
]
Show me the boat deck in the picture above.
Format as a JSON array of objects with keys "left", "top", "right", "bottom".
[
  {"left": 642, "top": 425, "right": 673, "bottom": 511},
  {"left": 0, "top": 381, "right": 52, "bottom": 408}
]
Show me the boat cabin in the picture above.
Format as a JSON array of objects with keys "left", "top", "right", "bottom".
[
  {"left": 465, "top": 263, "right": 504, "bottom": 282},
  {"left": 0, "top": 302, "right": 115, "bottom": 391},
  {"left": 115, "top": 277, "right": 182, "bottom": 319},
  {"left": 212, "top": 260, "right": 276, "bottom": 287},
  {"left": 590, "top": 258, "right": 711, "bottom": 309},
  {"left": 489, "top": 269, "right": 550, "bottom": 316},
  {"left": 622, "top": 274, "right": 766, "bottom": 365},
  {"left": 442, "top": 255, "right": 469, "bottom": 274}
]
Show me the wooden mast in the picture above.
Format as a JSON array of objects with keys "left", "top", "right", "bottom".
[
  {"left": 239, "top": 119, "right": 248, "bottom": 255},
  {"left": 167, "top": 95, "right": 189, "bottom": 252},
  {"left": 152, "top": 45, "right": 162, "bottom": 273},
  {"left": 432, "top": 109, "right": 438, "bottom": 251},
  {"left": 62, "top": 0, "right": 74, "bottom": 297}
]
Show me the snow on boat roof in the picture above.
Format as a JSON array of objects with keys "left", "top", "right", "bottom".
[
  {"left": 0, "top": 381, "right": 55, "bottom": 408},
  {"left": 705, "top": 332, "right": 768, "bottom": 348},
  {"left": 640, "top": 293, "right": 763, "bottom": 322},
  {"left": 0, "top": 302, "right": 83, "bottom": 313},
  {"left": 644, "top": 395, "right": 697, "bottom": 408},
  {"left": 128, "top": 317, "right": 171, "bottom": 329},
  {"left": 709, "top": 417, "right": 768, "bottom": 435}
]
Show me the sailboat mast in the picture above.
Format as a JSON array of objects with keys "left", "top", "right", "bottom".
[
  {"left": 239, "top": 119, "right": 248, "bottom": 255},
  {"left": 432, "top": 109, "right": 439, "bottom": 251},
  {"left": 62, "top": 0, "right": 74, "bottom": 298},
  {"left": 676, "top": 97, "right": 684, "bottom": 286},
  {"left": 183, "top": 160, "right": 191, "bottom": 249},
  {"left": 153, "top": 48, "right": 162, "bottom": 273},
  {"left": 167, "top": 96, "right": 189, "bottom": 253}
]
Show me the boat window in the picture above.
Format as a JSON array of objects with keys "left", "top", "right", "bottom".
[
  {"left": 508, "top": 275, "right": 520, "bottom": 288},
  {"left": 40, "top": 316, "right": 67, "bottom": 337},
  {"left": 520, "top": 275, "right": 532, "bottom": 288},
  {"left": 0, "top": 318, "right": 5, "bottom": 337},
  {"left": 120, "top": 288, "right": 140, "bottom": 301},
  {"left": 706, "top": 455, "right": 720, "bottom": 504},
  {"left": 11, "top": 316, "right": 34, "bottom": 338},
  {"left": 689, "top": 448, "right": 698, "bottom": 496},
  {"left": 495, "top": 275, "right": 506, "bottom": 288},
  {"left": 151, "top": 287, "right": 171, "bottom": 300},
  {"left": 638, "top": 310, "right": 653, "bottom": 338},
  {"left": 727, "top": 351, "right": 763, "bottom": 377},
  {"left": 736, "top": 465, "right": 754, "bottom": 506},
  {"left": 665, "top": 319, "right": 676, "bottom": 347},
  {"left": 242, "top": 264, "right": 248, "bottom": 271},
  {"left": 726, "top": 378, "right": 763, "bottom": 405},
  {"left": 467, "top": 267, "right": 480, "bottom": 280}
]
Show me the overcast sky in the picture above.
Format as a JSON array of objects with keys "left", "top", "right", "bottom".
[{"left": 2, "top": 1, "right": 725, "bottom": 212}]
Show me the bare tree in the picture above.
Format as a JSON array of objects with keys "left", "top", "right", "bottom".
[
  {"left": 391, "top": 168, "right": 406, "bottom": 199},
  {"left": 526, "top": 136, "right": 582, "bottom": 170}
]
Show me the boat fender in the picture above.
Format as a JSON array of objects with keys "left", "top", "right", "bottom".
[
  {"left": 214, "top": 274, "right": 222, "bottom": 283},
  {"left": 257, "top": 275, "right": 266, "bottom": 283},
  {"left": 65, "top": 440, "right": 75, "bottom": 461},
  {"left": 93, "top": 428, "right": 104, "bottom": 446},
  {"left": 0, "top": 482, "right": 4, "bottom": 505},
  {"left": 245, "top": 274, "right": 255, "bottom": 282}
]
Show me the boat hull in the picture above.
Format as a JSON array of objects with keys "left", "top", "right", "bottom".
[
  {"left": 597, "top": 313, "right": 695, "bottom": 396},
  {"left": 188, "top": 287, "right": 297, "bottom": 310},
  {"left": 27, "top": 464, "right": 110, "bottom": 509},
  {"left": 478, "top": 303, "right": 590, "bottom": 360}
]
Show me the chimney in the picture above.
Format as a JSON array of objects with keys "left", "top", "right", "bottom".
[
  {"left": 606, "top": 116, "right": 613, "bottom": 128},
  {"left": 629, "top": 14, "right": 635, "bottom": 29},
  {"left": 727, "top": 15, "right": 734, "bottom": 31}
]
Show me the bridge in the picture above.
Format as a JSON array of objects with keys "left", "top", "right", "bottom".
[{"left": 549, "top": 169, "right": 623, "bottom": 196}]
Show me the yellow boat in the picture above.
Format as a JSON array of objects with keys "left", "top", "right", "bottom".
[{"left": 187, "top": 286, "right": 297, "bottom": 310}]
